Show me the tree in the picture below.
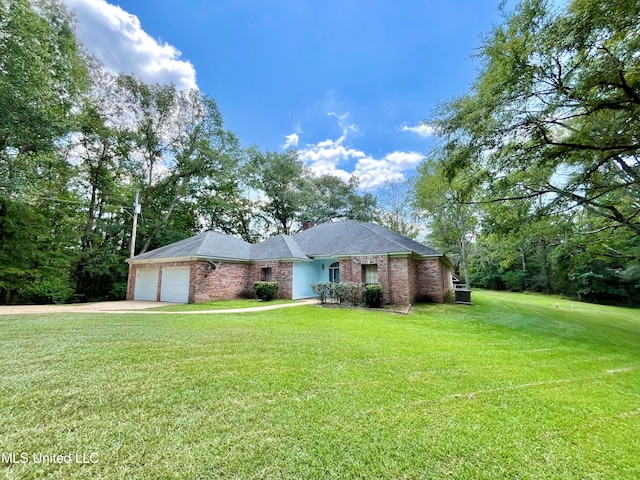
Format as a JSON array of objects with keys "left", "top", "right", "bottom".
[
  {"left": 245, "top": 148, "right": 379, "bottom": 237},
  {"left": 415, "top": 158, "right": 478, "bottom": 286},
  {"left": 376, "top": 178, "right": 421, "bottom": 239},
  {"left": 245, "top": 149, "right": 306, "bottom": 235},
  {"left": 299, "top": 174, "right": 377, "bottom": 226},
  {"left": 116, "top": 75, "right": 242, "bottom": 253},
  {"left": 0, "top": 0, "right": 89, "bottom": 304},
  {"left": 70, "top": 88, "right": 134, "bottom": 300},
  {"left": 432, "top": 0, "right": 640, "bottom": 235}
]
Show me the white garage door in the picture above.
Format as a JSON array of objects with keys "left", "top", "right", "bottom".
[
  {"left": 134, "top": 268, "right": 159, "bottom": 301},
  {"left": 160, "top": 266, "right": 191, "bottom": 303}
]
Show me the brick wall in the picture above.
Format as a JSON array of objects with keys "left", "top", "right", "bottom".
[
  {"left": 414, "top": 258, "right": 452, "bottom": 303},
  {"left": 388, "top": 257, "right": 411, "bottom": 305},
  {"left": 337, "top": 255, "right": 452, "bottom": 305},
  {"left": 192, "top": 261, "right": 252, "bottom": 303},
  {"left": 250, "top": 261, "right": 293, "bottom": 299},
  {"left": 339, "top": 255, "right": 391, "bottom": 303},
  {"left": 126, "top": 263, "right": 136, "bottom": 300}
]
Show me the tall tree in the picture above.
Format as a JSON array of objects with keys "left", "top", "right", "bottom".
[
  {"left": 116, "top": 75, "right": 242, "bottom": 253},
  {"left": 432, "top": 0, "right": 640, "bottom": 235},
  {"left": 415, "top": 157, "right": 478, "bottom": 286},
  {"left": 376, "top": 178, "right": 421, "bottom": 239},
  {"left": 0, "top": 0, "right": 89, "bottom": 304},
  {"left": 299, "top": 174, "right": 377, "bottom": 226},
  {"left": 245, "top": 149, "right": 307, "bottom": 235}
]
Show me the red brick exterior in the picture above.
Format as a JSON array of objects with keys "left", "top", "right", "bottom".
[
  {"left": 337, "top": 255, "right": 452, "bottom": 305},
  {"left": 191, "top": 261, "right": 252, "bottom": 302},
  {"left": 250, "top": 261, "right": 293, "bottom": 300},
  {"left": 127, "top": 255, "right": 452, "bottom": 305},
  {"left": 414, "top": 258, "right": 453, "bottom": 303},
  {"left": 127, "top": 259, "right": 295, "bottom": 302}
]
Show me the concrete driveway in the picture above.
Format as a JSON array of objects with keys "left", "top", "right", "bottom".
[
  {"left": 0, "top": 300, "right": 179, "bottom": 315},
  {"left": 0, "top": 299, "right": 318, "bottom": 315}
]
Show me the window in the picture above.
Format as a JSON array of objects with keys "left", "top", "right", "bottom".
[
  {"left": 329, "top": 262, "right": 340, "bottom": 283},
  {"left": 362, "top": 264, "right": 378, "bottom": 284},
  {"left": 262, "top": 267, "right": 272, "bottom": 282}
]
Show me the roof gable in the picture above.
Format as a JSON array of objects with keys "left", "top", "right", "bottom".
[
  {"left": 132, "top": 231, "right": 252, "bottom": 262},
  {"left": 251, "top": 234, "right": 309, "bottom": 261},
  {"left": 291, "top": 221, "right": 442, "bottom": 257}
]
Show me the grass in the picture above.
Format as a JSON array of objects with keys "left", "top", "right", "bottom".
[
  {"left": 149, "top": 298, "right": 297, "bottom": 312},
  {"left": 0, "top": 290, "right": 639, "bottom": 479}
]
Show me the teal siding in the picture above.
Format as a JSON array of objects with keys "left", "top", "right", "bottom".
[{"left": 292, "top": 259, "right": 335, "bottom": 299}]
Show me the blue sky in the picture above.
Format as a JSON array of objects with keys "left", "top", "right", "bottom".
[{"left": 62, "top": 0, "right": 512, "bottom": 190}]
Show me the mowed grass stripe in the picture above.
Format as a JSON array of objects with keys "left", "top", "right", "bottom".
[{"left": 1, "top": 291, "right": 639, "bottom": 479}]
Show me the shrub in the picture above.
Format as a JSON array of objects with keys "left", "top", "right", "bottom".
[
  {"left": 310, "top": 283, "right": 331, "bottom": 304},
  {"left": 310, "top": 282, "right": 364, "bottom": 305},
  {"left": 363, "top": 284, "right": 384, "bottom": 308},
  {"left": 253, "top": 282, "right": 279, "bottom": 301},
  {"left": 334, "top": 281, "right": 363, "bottom": 305}
]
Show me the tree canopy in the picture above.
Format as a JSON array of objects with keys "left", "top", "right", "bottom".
[
  {"left": 0, "top": 0, "right": 380, "bottom": 304},
  {"left": 416, "top": 0, "right": 640, "bottom": 305}
]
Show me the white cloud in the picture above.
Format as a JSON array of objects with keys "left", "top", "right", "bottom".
[
  {"left": 401, "top": 123, "right": 436, "bottom": 138},
  {"left": 283, "top": 133, "right": 299, "bottom": 148},
  {"left": 294, "top": 112, "right": 425, "bottom": 190},
  {"left": 354, "top": 151, "right": 424, "bottom": 189},
  {"left": 63, "top": 0, "right": 197, "bottom": 90}
]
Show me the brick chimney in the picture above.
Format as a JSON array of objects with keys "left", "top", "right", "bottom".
[{"left": 302, "top": 220, "right": 315, "bottom": 230}]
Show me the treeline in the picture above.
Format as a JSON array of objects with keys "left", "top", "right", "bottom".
[
  {"left": 0, "top": 0, "right": 376, "bottom": 304},
  {"left": 414, "top": 0, "right": 640, "bottom": 306}
]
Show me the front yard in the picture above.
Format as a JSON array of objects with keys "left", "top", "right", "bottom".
[{"left": 1, "top": 291, "right": 639, "bottom": 478}]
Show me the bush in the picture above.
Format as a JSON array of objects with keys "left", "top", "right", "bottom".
[
  {"left": 253, "top": 282, "right": 279, "bottom": 301},
  {"left": 363, "top": 284, "right": 384, "bottom": 308},
  {"left": 311, "top": 283, "right": 331, "bottom": 304},
  {"left": 310, "top": 281, "right": 364, "bottom": 305},
  {"left": 334, "top": 282, "right": 362, "bottom": 305}
]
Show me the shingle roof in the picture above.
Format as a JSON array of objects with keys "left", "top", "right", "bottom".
[
  {"left": 131, "top": 231, "right": 252, "bottom": 261},
  {"left": 291, "top": 221, "right": 442, "bottom": 257},
  {"left": 251, "top": 234, "right": 310, "bottom": 261},
  {"left": 129, "top": 221, "right": 443, "bottom": 263}
]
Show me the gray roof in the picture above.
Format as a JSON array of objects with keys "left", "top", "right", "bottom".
[
  {"left": 291, "top": 221, "right": 442, "bottom": 257},
  {"left": 129, "top": 221, "right": 443, "bottom": 263},
  {"left": 251, "top": 234, "right": 309, "bottom": 261},
  {"left": 131, "top": 231, "right": 252, "bottom": 262}
]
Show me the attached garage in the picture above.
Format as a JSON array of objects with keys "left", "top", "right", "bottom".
[
  {"left": 160, "top": 266, "right": 191, "bottom": 303},
  {"left": 134, "top": 268, "right": 159, "bottom": 301}
]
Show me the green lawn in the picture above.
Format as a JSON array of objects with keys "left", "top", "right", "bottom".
[
  {"left": 149, "top": 298, "right": 297, "bottom": 312},
  {"left": 1, "top": 291, "right": 639, "bottom": 479}
]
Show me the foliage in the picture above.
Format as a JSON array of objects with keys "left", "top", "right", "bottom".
[
  {"left": 310, "top": 282, "right": 332, "bottom": 304},
  {"left": 363, "top": 284, "right": 384, "bottom": 308},
  {"left": 334, "top": 281, "right": 364, "bottom": 305},
  {"left": 422, "top": 0, "right": 640, "bottom": 306},
  {"left": 415, "top": 158, "right": 478, "bottom": 286},
  {"left": 253, "top": 281, "right": 279, "bottom": 301},
  {"left": 246, "top": 149, "right": 307, "bottom": 235},
  {"left": 0, "top": 0, "right": 88, "bottom": 304},
  {"left": 376, "top": 179, "right": 421, "bottom": 239},
  {"left": 433, "top": 0, "right": 640, "bottom": 235},
  {"left": 300, "top": 175, "right": 377, "bottom": 225},
  {"left": 311, "top": 282, "right": 365, "bottom": 306},
  {"left": 246, "top": 149, "right": 377, "bottom": 237}
]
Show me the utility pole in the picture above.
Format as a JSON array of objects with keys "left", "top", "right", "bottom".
[{"left": 129, "top": 191, "right": 140, "bottom": 259}]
